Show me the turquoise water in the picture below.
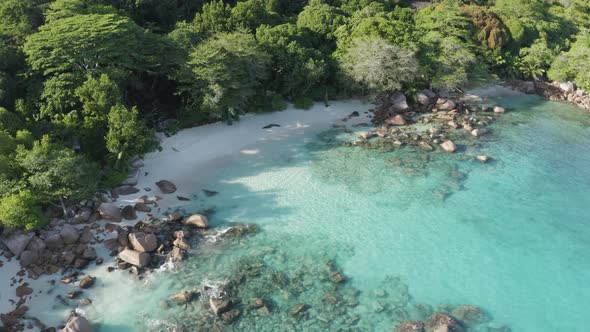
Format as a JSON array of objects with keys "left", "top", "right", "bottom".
[{"left": 79, "top": 94, "right": 590, "bottom": 331}]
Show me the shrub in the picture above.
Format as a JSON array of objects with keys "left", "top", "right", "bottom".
[{"left": 0, "top": 190, "right": 48, "bottom": 230}]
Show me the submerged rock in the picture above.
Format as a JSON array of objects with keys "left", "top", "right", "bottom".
[
  {"left": 221, "top": 309, "right": 241, "bottom": 323},
  {"left": 396, "top": 320, "right": 425, "bottom": 332},
  {"left": 477, "top": 155, "right": 491, "bottom": 163},
  {"left": 451, "top": 304, "right": 489, "bottom": 325},
  {"left": 493, "top": 106, "right": 505, "bottom": 114},
  {"left": 170, "top": 290, "right": 197, "bottom": 304},
  {"left": 425, "top": 313, "right": 464, "bottom": 332}
]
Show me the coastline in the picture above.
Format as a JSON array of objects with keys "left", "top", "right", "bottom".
[
  {"left": 0, "top": 99, "right": 374, "bottom": 328},
  {"left": 1, "top": 83, "right": 582, "bottom": 330}
]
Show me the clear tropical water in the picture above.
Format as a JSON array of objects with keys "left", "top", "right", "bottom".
[{"left": 41, "top": 93, "right": 590, "bottom": 331}]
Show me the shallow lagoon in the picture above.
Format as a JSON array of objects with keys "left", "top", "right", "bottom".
[{"left": 41, "top": 93, "right": 590, "bottom": 331}]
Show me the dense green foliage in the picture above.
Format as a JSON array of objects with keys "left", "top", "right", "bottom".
[{"left": 0, "top": 0, "right": 588, "bottom": 228}]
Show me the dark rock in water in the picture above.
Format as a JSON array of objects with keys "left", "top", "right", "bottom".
[
  {"left": 221, "top": 224, "right": 257, "bottom": 239},
  {"left": 202, "top": 189, "right": 219, "bottom": 197},
  {"left": 79, "top": 275, "right": 95, "bottom": 289},
  {"left": 221, "top": 309, "right": 241, "bottom": 323},
  {"left": 0, "top": 314, "right": 19, "bottom": 327},
  {"left": 80, "top": 298, "right": 92, "bottom": 306},
  {"left": 425, "top": 313, "right": 464, "bottom": 332},
  {"left": 66, "top": 291, "right": 83, "bottom": 299},
  {"left": 330, "top": 271, "right": 345, "bottom": 284},
  {"left": 73, "top": 258, "right": 89, "bottom": 269},
  {"left": 289, "top": 303, "right": 308, "bottom": 317},
  {"left": 156, "top": 180, "right": 177, "bottom": 194},
  {"left": 134, "top": 203, "right": 152, "bottom": 213},
  {"left": 262, "top": 124, "right": 281, "bottom": 129},
  {"left": 395, "top": 320, "right": 424, "bottom": 332},
  {"left": 121, "top": 205, "right": 137, "bottom": 220},
  {"left": 16, "top": 285, "right": 33, "bottom": 297},
  {"left": 210, "top": 297, "right": 231, "bottom": 315},
  {"left": 177, "top": 196, "right": 191, "bottom": 201}
]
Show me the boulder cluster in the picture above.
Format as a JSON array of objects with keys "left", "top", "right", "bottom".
[
  {"left": 511, "top": 80, "right": 590, "bottom": 111},
  {"left": 345, "top": 90, "right": 496, "bottom": 164}
]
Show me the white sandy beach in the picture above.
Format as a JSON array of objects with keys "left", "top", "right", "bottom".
[{"left": 0, "top": 100, "right": 373, "bottom": 327}]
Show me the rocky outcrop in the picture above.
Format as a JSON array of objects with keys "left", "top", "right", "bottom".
[
  {"left": 509, "top": 80, "right": 590, "bottom": 111},
  {"left": 451, "top": 305, "right": 489, "bottom": 325}
]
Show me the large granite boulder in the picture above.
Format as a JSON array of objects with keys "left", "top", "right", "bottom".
[
  {"left": 60, "top": 224, "right": 80, "bottom": 244},
  {"left": 119, "top": 249, "right": 150, "bottom": 267},
  {"left": 128, "top": 232, "right": 157, "bottom": 252},
  {"left": 98, "top": 203, "right": 122, "bottom": 222},
  {"left": 63, "top": 316, "right": 92, "bottom": 332},
  {"left": 388, "top": 92, "right": 409, "bottom": 112},
  {"left": 121, "top": 205, "right": 137, "bottom": 221},
  {"left": 19, "top": 250, "right": 39, "bottom": 267},
  {"left": 417, "top": 89, "right": 436, "bottom": 106},
  {"left": 44, "top": 233, "right": 64, "bottom": 249},
  {"left": 25, "top": 236, "right": 46, "bottom": 253},
  {"left": 1, "top": 233, "right": 34, "bottom": 257},
  {"left": 156, "top": 180, "right": 177, "bottom": 194},
  {"left": 182, "top": 214, "right": 209, "bottom": 228},
  {"left": 559, "top": 81, "right": 575, "bottom": 93},
  {"left": 451, "top": 304, "right": 489, "bottom": 325}
]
